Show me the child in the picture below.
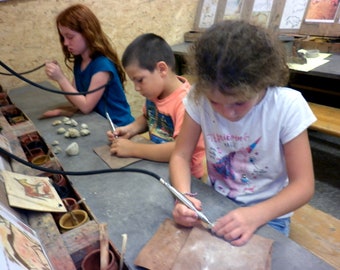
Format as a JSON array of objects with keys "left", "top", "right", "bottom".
[
  {"left": 107, "top": 33, "right": 205, "bottom": 179},
  {"left": 169, "top": 20, "right": 316, "bottom": 246},
  {"left": 44, "top": 4, "right": 134, "bottom": 126}
]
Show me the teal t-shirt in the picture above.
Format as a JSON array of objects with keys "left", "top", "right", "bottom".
[{"left": 74, "top": 55, "right": 134, "bottom": 126}]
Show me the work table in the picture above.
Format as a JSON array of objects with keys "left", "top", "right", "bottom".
[{"left": 8, "top": 81, "right": 334, "bottom": 270}]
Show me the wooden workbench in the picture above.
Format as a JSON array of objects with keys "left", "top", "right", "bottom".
[
  {"left": 0, "top": 85, "right": 128, "bottom": 269},
  {"left": 7, "top": 81, "right": 335, "bottom": 270}
]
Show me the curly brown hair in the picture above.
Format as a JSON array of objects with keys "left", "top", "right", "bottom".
[
  {"left": 189, "top": 20, "right": 289, "bottom": 100},
  {"left": 55, "top": 4, "right": 126, "bottom": 87}
]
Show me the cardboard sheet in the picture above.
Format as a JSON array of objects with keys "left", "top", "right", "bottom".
[
  {"left": 135, "top": 218, "right": 273, "bottom": 270},
  {"left": 93, "top": 134, "right": 153, "bottom": 169}
]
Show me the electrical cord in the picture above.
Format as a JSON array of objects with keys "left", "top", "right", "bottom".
[
  {"left": 0, "top": 63, "right": 45, "bottom": 76},
  {"left": 0, "top": 145, "right": 214, "bottom": 227},
  {"left": 0, "top": 146, "right": 162, "bottom": 181},
  {"left": 0, "top": 61, "right": 108, "bottom": 95}
]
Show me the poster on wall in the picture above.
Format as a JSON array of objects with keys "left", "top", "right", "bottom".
[
  {"left": 194, "top": 0, "right": 220, "bottom": 30},
  {"left": 305, "top": 0, "right": 340, "bottom": 22},
  {"left": 223, "top": 0, "right": 243, "bottom": 20},
  {"left": 279, "top": 0, "right": 309, "bottom": 30},
  {"left": 0, "top": 202, "right": 53, "bottom": 270},
  {"left": 250, "top": 0, "right": 274, "bottom": 28}
]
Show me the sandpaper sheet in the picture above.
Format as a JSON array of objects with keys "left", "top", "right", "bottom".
[
  {"left": 93, "top": 134, "right": 153, "bottom": 169},
  {"left": 135, "top": 218, "right": 273, "bottom": 270}
]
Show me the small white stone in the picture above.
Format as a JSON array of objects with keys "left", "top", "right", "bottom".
[
  {"left": 67, "top": 128, "right": 80, "bottom": 138},
  {"left": 80, "top": 129, "right": 90, "bottom": 136},
  {"left": 70, "top": 119, "right": 78, "bottom": 126},
  {"left": 51, "top": 140, "right": 59, "bottom": 146},
  {"left": 52, "top": 120, "right": 62, "bottom": 126},
  {"left": 53, "top": 146, "right": 62, "bottom": 154},
  {"left": 65, "top": 142, "right": 79, "bottom": 156},
  {"left": 80, "top": 123, "right": 88, "bottom": 129},
  {"left": 57, "top": 127, "right": 66, "bottom": 134},
  {"left": 62, "top": 117, "right": 70, "bottom": 123}
]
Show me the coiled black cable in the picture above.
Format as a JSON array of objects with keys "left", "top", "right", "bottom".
[
  {"left": 0, "top": 61, "right": 108, "bottom": 95},
  {"left": 0, "top": 146, "right": 162, "bottom": 182},
  {"left": 0, "top": 63, "right": 45, "bottom": 76}
]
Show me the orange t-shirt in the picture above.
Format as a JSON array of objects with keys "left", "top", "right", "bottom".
[{"left": 143, "top": 76, "right": 205, "bottom": 178}]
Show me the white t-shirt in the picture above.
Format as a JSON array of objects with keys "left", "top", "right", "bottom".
[{"left": 185, "top": 86, "right": 316, "bottom": 211}]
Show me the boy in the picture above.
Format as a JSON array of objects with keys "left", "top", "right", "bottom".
[{"left": 107, "top": 33, "right": 205, "bottom": 179}]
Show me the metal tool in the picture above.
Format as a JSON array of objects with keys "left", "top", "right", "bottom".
[
  {"left": 106, "top": 112, "right": 119, "bottom": 139},
  {"left": 159, "top": 178, "right": 214, "bottom": 229},
  {"left": 105, "top": 112, "right": 116, "bottom": 133}
]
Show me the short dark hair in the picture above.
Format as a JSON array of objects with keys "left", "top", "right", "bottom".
[{"left": 122, "top": 33, "right": 176, "bottom": 72}]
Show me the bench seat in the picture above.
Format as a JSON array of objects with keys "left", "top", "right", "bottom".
[{"left": 308, "top": 102, "right": 340, "bottom": 137}]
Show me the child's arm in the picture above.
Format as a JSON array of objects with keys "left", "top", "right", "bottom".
[
  {"left": 110, "top": 139, "right": 175, "bottom": 162},
  {"left": 212, "top": 130, "right": 315, "bottom": 246},
  {"left": 45, "top": 61, "right": 108, "bottom": 114},
  {"left": 170, "top": 113, "right": 204, "bottom": 227},
  {"left": 108, "top": 114, "right": 176, "bottom": 162}
]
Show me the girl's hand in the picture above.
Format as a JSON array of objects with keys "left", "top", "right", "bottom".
[
  {"left": 45, "top": 61, "right": 64, "bottom": 82},
  {"left": 211, "top": 207, "right": 262, "bottom": 246},
  {"left": 172, "top": 196, "right": 203, "bottom": 227}
]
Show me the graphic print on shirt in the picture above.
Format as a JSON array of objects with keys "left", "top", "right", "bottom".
[
  {"left": 207, "top": 137, "right": 267, "bottom": 198},
  {"left": 146, "top": 100, "right": 174, "bottom": 144}
]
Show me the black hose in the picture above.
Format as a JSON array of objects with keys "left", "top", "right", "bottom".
[
  {"left": 0, "top": 63, "right": 45, "bottom": 76},
  {"left": 0, "top": 61, "right": 107, "bottom": 95},
  {"left": 0, "top": 146, "right": 162, "bottom": 181}
]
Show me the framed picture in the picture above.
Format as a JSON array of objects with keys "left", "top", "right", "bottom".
[
  {"left": 194, "top": 0, "right": 222, "bottom": 31},
  {"left": 299, "top": 0, "right": 340, "bottom": 36}
]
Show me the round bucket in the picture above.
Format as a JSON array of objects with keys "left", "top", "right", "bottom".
[
  {"left": 59, "top": 209, "right": 89, "bottom": 232},
  {"left": 31, "top": 154, "right": 50, "bottom": 165},
  {"left": 81, "top": 248, "right": 118, "bottom": 270}
]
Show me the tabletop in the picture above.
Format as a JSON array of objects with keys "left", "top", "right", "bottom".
[{"left": 8, "top": 81, "right": 335, "bottom": 270}]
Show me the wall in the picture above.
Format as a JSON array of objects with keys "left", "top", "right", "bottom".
[{"left": 0, "top": 0, "right": 198, "bottom": 116}]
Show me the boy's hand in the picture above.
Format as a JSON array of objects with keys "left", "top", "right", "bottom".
[
  {"left": 106, "top": 126, "right": 131, "bottom": 142},
  {"left": 109, "top": 138, "right": 136, "bottom": 157}
]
